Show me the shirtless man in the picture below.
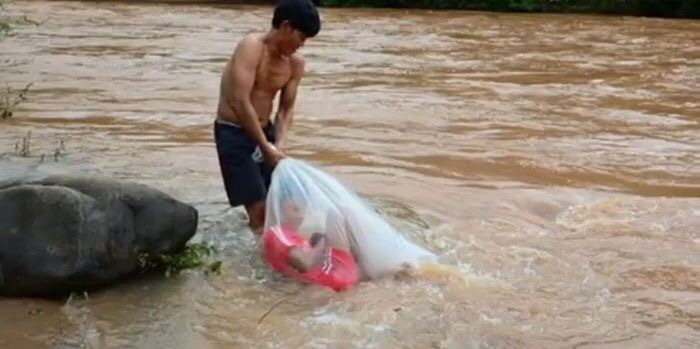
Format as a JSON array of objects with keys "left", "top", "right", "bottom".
[{"left": 214, "top": 0, "right": 321, "bottom": 234}]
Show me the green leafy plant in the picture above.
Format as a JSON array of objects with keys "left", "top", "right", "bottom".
[
  {"left": 138, "top": 243, "right": 223, "bottom": 277},
  {"left": 0, "top": 0, "right": 10, "bottom": 35},
  {"left": 1, "top": 0, "right": 40, "bottom": 36}
]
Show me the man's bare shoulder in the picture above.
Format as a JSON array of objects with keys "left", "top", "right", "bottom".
[
  {"left": 289, "top": 54, "right": 306, "bottom": 78},
  {"left": 232, "top": 33, "right": 265, "bottom": 58}
]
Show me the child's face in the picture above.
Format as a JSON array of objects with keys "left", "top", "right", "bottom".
[{"left": 281, "top": 200, "right": 304, "bottom": 228}]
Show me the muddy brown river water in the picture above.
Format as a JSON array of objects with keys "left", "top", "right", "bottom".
[{"left": 1, "top": 1, "right": 699, "bottom": 348}]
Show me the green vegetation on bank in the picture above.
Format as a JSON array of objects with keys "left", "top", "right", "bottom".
[
  {"left": 319, "top": 0, "right": 700, "bottom": 18},
  {"left": 1, "top": 0, "right": 10, "bottom": 34},
  {"left": 138, "top": 242, "right": 223, "bottom": 277}
]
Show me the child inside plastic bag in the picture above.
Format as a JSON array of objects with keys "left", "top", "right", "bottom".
[
  {"left": 262, "top": 198, "right": 359, "bottom": 292},
  {"left": 261, "top": 158, "right": 437, "bottom": 292}
]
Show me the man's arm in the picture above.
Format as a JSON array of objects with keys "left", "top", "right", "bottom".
[
  {"left": 230, "top": 36, "right": 280, "bottom": 161},
  {"left": 274, "top": 56, "right": 305, "bottom": 150}
]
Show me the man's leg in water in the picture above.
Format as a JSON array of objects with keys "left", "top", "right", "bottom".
[
  {"left": 245, "top": 201, "right": 266, "bottom": 235},
  {"left": 246, "top": 124, "right": 276, "bottom": 234},
  {"left": 214, "top": 121, "right": 275, "bottom": 235}
]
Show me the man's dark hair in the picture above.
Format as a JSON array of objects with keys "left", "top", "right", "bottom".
[{"left": 272, "top": 0, "right": 321, "bottom": 38}]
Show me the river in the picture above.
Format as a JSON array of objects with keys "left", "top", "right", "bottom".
[{"left": 1, "top": 1, "right": 699, "bottom": 348}]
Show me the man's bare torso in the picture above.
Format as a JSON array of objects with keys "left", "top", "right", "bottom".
[{"left": 217, "top": 34, "right": 295, "bottom": 127}]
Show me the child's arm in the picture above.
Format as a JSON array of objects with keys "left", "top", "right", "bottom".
[{"left": 287, "top": 233, "right": 327, "bottom": 273}]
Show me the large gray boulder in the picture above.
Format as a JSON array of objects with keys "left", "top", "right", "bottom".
[{"left": 0, "top": 175, "right": 198, "bottom": 297}]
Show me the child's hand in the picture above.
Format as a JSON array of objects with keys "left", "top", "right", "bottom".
[
  {"left": 310, "top": 233, "right": 328, "bottom": 247},
  {"left": 288, "top": 234, "right": 328, "bottom": 273}
]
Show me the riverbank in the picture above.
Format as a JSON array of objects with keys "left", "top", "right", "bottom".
[
  {"left": 319, "top": 0, "right": 700, "bottom": 18},
  {"left": 61, "top": 0, "right": 700, "bottom": 18}
]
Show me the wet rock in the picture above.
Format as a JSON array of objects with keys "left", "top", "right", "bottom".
[{"left": 0, "top": 175, "right": 198, "bottom": 297}]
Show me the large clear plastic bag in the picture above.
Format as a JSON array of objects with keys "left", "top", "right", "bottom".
[{"left": 264, "top": 158, "right": 436, "bottom": 280}]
